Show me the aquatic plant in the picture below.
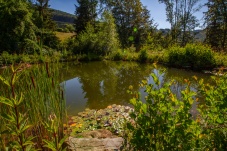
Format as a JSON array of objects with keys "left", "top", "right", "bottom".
[{"left": 0, "top": 63, "right": 66, "bottom": 150}]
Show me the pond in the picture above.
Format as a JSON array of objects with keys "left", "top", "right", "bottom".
[{"left": 60, "top": 61, "right": 211, "bottom": 115}]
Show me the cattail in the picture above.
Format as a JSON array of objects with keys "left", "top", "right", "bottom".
[
  {"left": 45, "top": 62, "right": 50, "bottom": 78},
  {"left": 52, "top": 78, "right": 54, "bottom": 87},
  {"left": 31, "top": 76, "right": 36, "bottom": 89},
  {"left": 61, "top": 90, "right": 64, "bottom": 100}
]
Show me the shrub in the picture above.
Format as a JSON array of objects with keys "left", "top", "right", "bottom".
[
  {"left": 124, "top": 65, "right": 227, "bottom": 150},
  {"left": 68, "top": 11, "right": 119, "bottom": 56},
  {"left": 124, "top": 66, "right": 201, "bottom": 150},
  {"left": 168, "top": 44, "right": 216, "bottom": 70},
  {"left": 112, "top": 50, "right": 123, "bottom": 61},
  {"left": 138, "top": 49, "right": 148, "bottom": 62}
]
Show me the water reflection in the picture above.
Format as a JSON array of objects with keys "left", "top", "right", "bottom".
[{"left": 61, "top": 61, "right": 211, "bottom": 115}]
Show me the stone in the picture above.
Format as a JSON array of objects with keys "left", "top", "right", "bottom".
[
  {"left": 67, "top": 137, "right": 124, "bottom": 151},
  {"left": 75, "top": 129, "right": 115, "bottom": 138}
]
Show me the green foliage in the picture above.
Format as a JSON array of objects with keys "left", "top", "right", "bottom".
[
  {"left": 40, "top": 31, "right": 61, "bottom": 50},
  {"left": 111, "top": 50, "right": 123, "bottom": 61},
  {"left": 0, "top": 65, "right": 35, "bottom": 151},
  {"left": 214, "top": 52, "right": 227, "bottom": 66},
  {"left": 0, "top": 63, "right": 67, "bottom": 150},
  {"left": 71, "top": 23, "right": 97, "bottom": 54},
  {"left": 204, "top": 0, "right": 227, "bottom": 51},
  {"left": 0, "top": 0, "right": 36, "bottom": 53},
  {"left": 125, "top": 66, "right": 201, "bottom": 150},
  {"left": 74, "top": 0, "right": 98, "bottom": 34},
  {"left": 97, "top": 11, "right": 120, "bottom": 55},
  {"left": 124, "top": 65, "right": 227, "bottom": 150},
  {"left": 42, "top": 118, "right": 67, "bottom": 151},
  {"left": 33, "top": 0, "right": 56, "bottom": 31},
  {"left": 138, "top": 49, "right": 148, "bottom": 62},
  {"left": 64, "top": 24, "right": 75, "bottom": 33},
  {"left": 159, "top": 0, "right": 200, "bottom": 46},
  {"left": 110, "top": 0, "right": 153, "bottom": 50},
  {"left": 168, "top": 44, "right": 216, "bottom": 70},
  {"left": 70, "top": 11, "right": 119, "bottom": 56},
  {"left": 197, "top": 75, "right": 227, "bottom": 150}
]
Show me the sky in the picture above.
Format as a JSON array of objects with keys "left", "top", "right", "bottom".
[{"left": 49, "top": 0, "right": 207, "bottom": 29}]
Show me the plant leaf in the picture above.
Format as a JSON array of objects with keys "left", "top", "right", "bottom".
[
  {"left": 58, "top": 136, "right": 68, "bottom": 149},
  {"left": 0, "top": 96, "right": 14, "bottom": 107},
  {"left": 1, "top": 112, "right": 15, "bottom": 122},
  {"left": 23, "top": 140, "right": 34, "bottom": 146},
  {"left": 0, "top": 75, "right": 10, "bottom": 86},
  {"left": 43, "top": 139, "right": 56, "bottom": 151}
]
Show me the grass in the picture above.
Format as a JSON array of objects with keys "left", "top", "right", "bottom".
[
  {"left": 0, "top": 63, "right": 67, "bottom": 150},
  {"left": 55, "top": 32, "right": 75, "bottom": 41}
]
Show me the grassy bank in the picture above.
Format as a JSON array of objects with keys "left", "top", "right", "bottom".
[{"left": 1, "top": 44, "right": 227, "bottom": 71}]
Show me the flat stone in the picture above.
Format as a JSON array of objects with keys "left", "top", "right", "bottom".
[
  {"left": 75, "top": 129, "right": 115, "bottom": 138},
  {"left": 68, "top": 137, "right": 124, "bottom": 151}
]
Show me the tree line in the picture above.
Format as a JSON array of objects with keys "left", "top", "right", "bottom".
[
  {"left": 74, "top": 0, "right": 227, "bottom": 52},
  {"left": 0, "top": 0, "right": 226, "bottom": 55}
]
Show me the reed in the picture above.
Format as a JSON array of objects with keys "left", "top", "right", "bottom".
[{"left": 0, "top": 62, "right": 67, "bottom": 150}]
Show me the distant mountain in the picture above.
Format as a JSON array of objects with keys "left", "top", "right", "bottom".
[{"left": 50, "top": 8, "right": 76, "bottom": 27}]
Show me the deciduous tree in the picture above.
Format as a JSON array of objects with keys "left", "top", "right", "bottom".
[
  {"left": 110, "top": 0, "right": 153, "bottom": 51},
  {"left": 204, "top": 0, "right": 227, "bottom": 51},
  {"left": 0, "top": 0, "right": 36, "bottom": 53},
  {"left": 159, "top": 0, "right": 201, "bottom": 46}
]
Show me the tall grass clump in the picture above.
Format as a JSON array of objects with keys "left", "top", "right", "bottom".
[
  {"left": 0, "top": 63, "right": 67, "bottom": 150},
  {"left": 168, "top": 44, "right": 216, "bottom": 70}
]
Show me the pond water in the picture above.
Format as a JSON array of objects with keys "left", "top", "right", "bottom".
[{"left": 60, "top": 61, "right": 211, "bottom": 115}]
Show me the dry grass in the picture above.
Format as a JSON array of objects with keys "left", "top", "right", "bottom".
[{"left": 55, "top": 32, "right": 75, "bottom": 41}]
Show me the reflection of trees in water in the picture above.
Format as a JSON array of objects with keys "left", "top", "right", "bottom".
[
  {"left": 60, "top": 62, "right": 212, "bottom": 110},
  {"left": 162, "top": 67, "right": 211, "bottom": 98},
  {"left": 65, "top": 61, "right": 153, "bottom": 109}
]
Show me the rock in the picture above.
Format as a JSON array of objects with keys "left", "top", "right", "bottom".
[
  {"left": 67, "top": 136, "right": 124, "bottom": 151},
  {"left": 75, "top": 129, "right": 115, "bottom": 138}
]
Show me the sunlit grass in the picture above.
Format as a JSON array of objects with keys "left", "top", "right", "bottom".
[{"left": 55, "top": 32, "right": 75, "bottom": 41}]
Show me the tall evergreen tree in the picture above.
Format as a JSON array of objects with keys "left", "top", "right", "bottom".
[
  {"left": 74, "top": 0, "right": 98, "bottom": 34},
  {"left": 33, "top": 0, "right": 60, "bottom": 50},
  {"left": 204, "top": 0, "right": 227, "bottom": 51},
  {"left": 34, "top": 0, "right": 56, "bottom": 31}
]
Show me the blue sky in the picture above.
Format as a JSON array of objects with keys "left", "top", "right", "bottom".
[{"left": 49, "top": 0, "right": 207, "bottom": 29}]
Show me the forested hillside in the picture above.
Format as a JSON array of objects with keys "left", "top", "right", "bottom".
[{"left": 51, "top": 9, "right": 76, "bottom": 27}]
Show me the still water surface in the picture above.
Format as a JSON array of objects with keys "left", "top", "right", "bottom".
[{"left": 61, "top": 61, "right": 211, "bottom": 115}]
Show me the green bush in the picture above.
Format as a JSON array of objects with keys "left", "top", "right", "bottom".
[
  {"left": 138, "top": 49, "right": 148, "bottom": 62},
  {"left": 168, "top": 44, "right": 216, "bottom": 70},
  {"left": 68, "top": 11, "right": 119, "bottom": 56},
  {"left": 124, "top": 65, "right": 227, "bottom": 150},
  {"left": 124, "top": 66, "right": 200, "bottom": 150},
  {"left": 57, "top": 28, "right": 64, "bottom": 32},
  {"left": 112, "top": 50, "right": 123, "bottom": 61}
]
